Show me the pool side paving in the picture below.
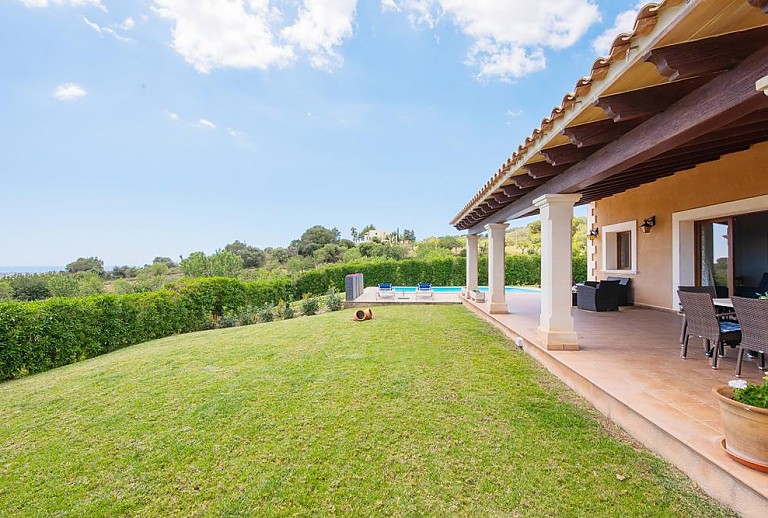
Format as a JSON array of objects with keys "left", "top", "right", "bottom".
[{"left": 344, "top": 287, "right": 462, "bottom": 306}]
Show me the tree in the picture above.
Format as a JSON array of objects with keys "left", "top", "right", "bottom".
[
  {"left": 179, "top": 250, "right": 243, "bottom": 278},
  {"left": 402, "top": 229, "right": 416, "bottom": 242},
  {"left": 209, "top": 250, "right": 243, "bottom": 277},
  {"left": 110, "top": 265, "right": 138, "bottom": 279},
  {"left": 224, "top": 240, "right": 266, "bottom": 268},
  {"left": 9, "top": 275, "right": 50, "bottom": 301},
  {"left": 0, "top": 282, "right": 12, "bottom": 301},
  {"left": 76, "top": 272, "right": 104, "bottom": 295},
  {"left": 180, "top": 251, "right": 209, "bottom": 277},
  {"left": 268, "top": 247, "right": 291, "bottom": 264},
  {"left": 153, "top": 256, "right": 177, "bottom": 268},
  {"left": 292, "top": 225, "right": 340, "bottom": 257},
  {"left": 47, "top": 274, "right": 79, "bottom": 297},
  {"left": 145, "top": 262, "right": 170, "bottom": 277},
  {"left": 66, "top": 257, "right": 104, "bottom": 275},
  {"left": 313, "top": 243, "right": 344, "bottom": 264},
  {"left": 350, "top": 227, "right": 358, "bottom": 243}
]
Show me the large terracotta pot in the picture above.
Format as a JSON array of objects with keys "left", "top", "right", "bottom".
[{"left": 713, "top": 386, "right": 768, "bottom": 470}]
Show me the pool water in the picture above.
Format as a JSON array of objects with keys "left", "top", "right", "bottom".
[{"left": 392, "top": 286, "right": 539, "bottom": 293}]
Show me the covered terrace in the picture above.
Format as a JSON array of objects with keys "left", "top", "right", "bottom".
[
  {"left": 450, "top": 0, "right": 768, "bottom": 514},
  {"left": 451, "top": 0, "right": 768, "bottom": 350}
]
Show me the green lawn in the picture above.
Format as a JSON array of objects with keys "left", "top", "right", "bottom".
[{"left": 0, "top": 306, "right": 732, "bottom": 516}]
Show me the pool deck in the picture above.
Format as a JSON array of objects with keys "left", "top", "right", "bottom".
[{"left": 343, "top": 287, "right": 462, "bottom": 307}]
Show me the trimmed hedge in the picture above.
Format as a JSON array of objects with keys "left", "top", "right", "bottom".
[{"left": 0, "top": 255, "right": 587, "bottom": 381}]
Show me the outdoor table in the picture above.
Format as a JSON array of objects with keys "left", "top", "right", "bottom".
[{"left": 714, "top": 298, "right": 733, "bottom": 308}]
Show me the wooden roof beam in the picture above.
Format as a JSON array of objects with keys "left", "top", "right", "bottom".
[
  {"left": 521, "top": 162, "right": 570, "bottom": 179},
  {"left": 562, "top": 117, "right": 646, "bottom": 147},
  {"left": 466, "top": 43, "right": 768, "bottom": 233},
  {"left": 539, "top": 143, "right": 601, "bottom": 166},
  {"left": 644, "top": 26, "right": 768, "bottom": 82},
  {"left": 594, "top": 74, "right": 712, "bottom": 122},
  {"left": 748, "top": 0, "right": 768, "bottom": 14}
]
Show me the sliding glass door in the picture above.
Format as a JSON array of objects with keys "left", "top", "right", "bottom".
[{"left": 696, "top": 218, "right": 733, "bottom": 297}]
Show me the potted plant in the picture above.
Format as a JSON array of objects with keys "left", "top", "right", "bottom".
[{"left": 712, "top": 374, "right": 768, "bottom": 472}]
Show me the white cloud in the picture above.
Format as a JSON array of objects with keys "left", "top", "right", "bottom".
[
  {"left": 387, "top": 0, "right": 600, "bottom": 81},
  {"left": 120, "top": 17, "right": 135, "bottom": 30},
  {"left": 53, "top": 83, "right": 87, "bottom": 101},
  {"left": 82, "top": 16, "right": 135, "bottom": 42},
  {"left": 281, "top": 0, "right": 357, "bottom": 71},
  {"left": 227, "top": 127, "right": 246, "bottom": 139},
  {"left": 152, "top": 0, "right": 294, "bottom": 73},
  {"left": 591, "top": 3, "right": 643, "bottom": 56},
  {"left": 197, "top": 119, "right": 217, "bottom": 130},
  {"left": 19, "top": 0, "right": 106, "bottom": 11},
  {"left": 165, "top": 110, "right": 180, "bottom": 121},
  {"left": 151, "top": 1, "right": 356, "bottom": 74},
  {"left": 381, "top": 0, "right": 400, "bottom": 12}
]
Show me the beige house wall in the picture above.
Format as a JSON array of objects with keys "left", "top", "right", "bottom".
[{"left": 592, "top": 141, "right": 768, "bottom": 310}]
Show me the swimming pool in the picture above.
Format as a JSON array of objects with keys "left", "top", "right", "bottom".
[{"left": 391, "top": 286, "right": 539, "bottom": 293}]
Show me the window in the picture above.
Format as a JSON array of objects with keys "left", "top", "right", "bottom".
[{"left": 601, "top": 221, "right": 637, "bottom": 274}]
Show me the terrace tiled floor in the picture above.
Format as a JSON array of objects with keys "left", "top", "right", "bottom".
[{"left": 462, "top": 293, "right": 768, "bottom": 517}]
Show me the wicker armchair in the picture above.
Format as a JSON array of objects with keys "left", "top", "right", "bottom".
[
  {"left": 730, "top": 296, "right": 768, "bottom": 376},
  {"left": 606, "top": 276, "right": 632, "bottom": 306},
  {"left": 677, "top": 290, "right": 741, "bottom": 369},
  {"left": 577, "top": 280, "right": 620, "bottom": 312},
  {"left": 677, "top": 286, "right": 717, "bottom": 344}
]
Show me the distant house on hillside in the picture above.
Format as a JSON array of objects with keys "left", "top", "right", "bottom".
[{"left": 362, "top": 229, "right": 390, "bottom": 242}]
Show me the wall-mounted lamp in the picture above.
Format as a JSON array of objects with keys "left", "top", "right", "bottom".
[
  {"left": 587, "top": 228, "right": 599, "bottom": 241},
  {"left": 639, "top": 215, "right": 656, "bottom": 234}
]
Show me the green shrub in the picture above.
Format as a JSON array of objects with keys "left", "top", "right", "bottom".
[
  {"left": 218, "top": 316, "right": 237, "bottom": 328},
  {"left": 9, "top": 275, "right": 50, "bottom": 301},
  {"left": 257, "top": 304, "right": 274, "bottom": 323},
  {"left": 0, "top": 282, "right": 13, "bottom": 301},
  {"left": 283, "top": 301, "right": 295, "bottom": 320},
  {"left": 0, "top": 290, "right": 206, "bottom": 381},
  {"left": 47, "top": 274, "right": 80, "bottom": 298},
  {"left": 326, "top": 287, "right": 342, "bottom": 312},
  {"left": 301, "top": 296, "right": 320, "bottom": 316}
]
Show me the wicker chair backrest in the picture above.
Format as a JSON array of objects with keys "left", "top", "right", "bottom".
[
  {"left": 731, "top": 296, "right": 768, "bottom": 354},
  {"left": 677, "top": 285, "right": 717, "bottom": 297},
  {"left": 677, "top": 290, "right": 720, "bottom": 341}
]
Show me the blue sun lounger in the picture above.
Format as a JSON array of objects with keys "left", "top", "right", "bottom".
[
  {"left": 415, "top": 282, "right": 433, "bottom": 298},
  {"left": 376, "top": 283, "right": 396, "bottom": 298}
]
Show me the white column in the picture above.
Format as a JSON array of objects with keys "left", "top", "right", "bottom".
[
  {"left": 485, "top": 223, "right": 509, "bottom": 314},
  {"left": 534, "top": 194, "right": 581, "bottom": 350},
  {"left": 465, "top": 234, "right": 479, "bottom": 294}
]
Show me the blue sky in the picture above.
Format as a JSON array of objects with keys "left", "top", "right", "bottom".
[{"left": 0, "top": 0, "right": 641, "bottom": 266}]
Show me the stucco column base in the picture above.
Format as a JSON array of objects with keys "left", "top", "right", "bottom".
[
  {"left": 489, "top": 302, "right": 509, "bottom": 314},
  {"left": 537, "top": 328, "right": 580, "bottom": 350}
]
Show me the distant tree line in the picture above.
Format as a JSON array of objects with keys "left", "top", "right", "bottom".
[{"left": 0, "top": 218, "right": 587, "bottom": 302}]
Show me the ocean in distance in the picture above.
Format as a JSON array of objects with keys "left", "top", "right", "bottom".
[{"left": 0, "top": 266, "right": 64, "bottom": 276}]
